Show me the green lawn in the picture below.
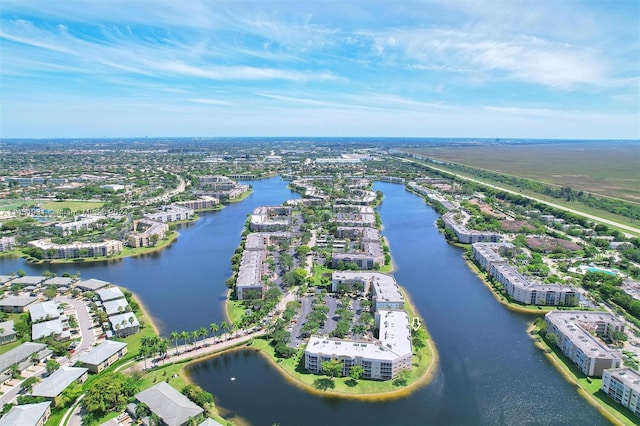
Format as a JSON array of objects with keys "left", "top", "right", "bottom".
[{"left": 39, "top": 200, "right": 105, "bottom": 213}]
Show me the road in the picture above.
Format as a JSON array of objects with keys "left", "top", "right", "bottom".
[
  {"left": 55, "top": 295, "right": 96, "bottom": 358},
  {"left": 408, "top": 158, "right": 640, "bottom": 237}
]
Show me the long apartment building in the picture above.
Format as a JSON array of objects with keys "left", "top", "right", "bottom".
[
  {"left": 442, "top": 212, "right": 500, "bottom": 244},
  {"left": 236, "top": 233, "right": 268, "bottom": 300},
  {"left": 145, "top": 205, "right": 194, "bottom": 223},
  {"left": 28, "top": 239, "right": 123, "bottom": 259},
  {"left": 472, "top": 243, "right": 578, "bottom": 306},
  {"left": 306, "top": 272, "right": 410, "bottom": 380},
  {"left": 177, "top": 196, "right": 219, "bottom": 210},
  {"left": 601, "top": 368, "right": 640, "bottom": 417},
  {"left": 545, "top": 311, "right": 623, "bottom": 377},
  {"left": 250, "top": 206, "right": 292, "bottom": 232},
  {"left": 54, "top": 215, "right": 106, "bottom": 236}
]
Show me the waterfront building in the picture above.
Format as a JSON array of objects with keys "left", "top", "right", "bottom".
[
  {"left": 145, "top": 205, "right": 194, "bottom": 223},
  {"left": 472, "top": 243, "right": 578, "bottom": 306},
  {"left": 0, "top": 401, "right": 51, "bottom": 426},
  {"left": 305, "top": 309, "right": 412, "bottom": 380},
  {"left": 545, "top": 311, "right": 623, "bottom": 377},
  {"left": 78, "top": 340, "right": 127, "bottom": 373},
  {"left": 0, "top": 236, "right": 16, "bottom": 252},
  {"left": 601, "top": 368, "right": 640, "bottom": 417},
  {"left": 28, "top": 239, "right": 123, "bottom": 259},
  {"left": 177, "top": 196, "right": 219, "bottom": 210},
  {"left": 109, "top": 312, "right": 139, "bottom": 337},
  {"left": 127, "top": 219, "right": 169, "bottom": 248},
  {"left": 236, "top": 246, "right": 266, "bottom": 300},
  {"left": 96, "top": 286, "right": 125, "bottom": 302},
  {"left": 331, "top": 271, "right": 404, "bottom": 310},
  {"left": 76, "top": 278, "right": 109, "bottom": 291},
  {"left": 442, "top": 212, "right": 500, "bottom": 244},
  {"left": 135, "top": 382, "right": 204, "bottom": 426}
]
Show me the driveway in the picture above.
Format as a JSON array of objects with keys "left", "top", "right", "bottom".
[{"left": 55, "top": 295, "right": 95, "bottom": 355}]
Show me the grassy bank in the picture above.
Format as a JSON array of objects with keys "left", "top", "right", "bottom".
[{"left": 529, "top": 323, "right": 637, "bottom": 426}]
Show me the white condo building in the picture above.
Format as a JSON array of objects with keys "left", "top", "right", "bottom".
[
  {"left": 545, "top": 311, "right": 623, "bottom": 377},
  {"left": 473, "top": 243, "right": 578, "bottom": 306},
  {"left": 601, "top": 368, "right": 640, "bottom": 417}
]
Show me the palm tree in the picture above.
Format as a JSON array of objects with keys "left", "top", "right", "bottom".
[
  {"left": 221, "top": 321, "right": 229, "bottom": 339},
  {"left": 157, "top": 339, "right": 169, "bottom": 363},
  {"left": 199, "top": 327, "right": 208, "bottom": 345},
  {"left": 170, "top": 331, "right": 180, "bottom": 355},
  {"left": 209, "top": 323, "right": 218, "bottom": 343},
  {"left": 190, "top": 330, "right": 199, "bottom": 347},
  {"left": 179, "top": 331, "right": 189, "bottom": 350}
]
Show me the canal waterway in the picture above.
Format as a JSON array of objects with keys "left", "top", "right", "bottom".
[
  {"left": 0, "top": 177, "right": 299, "bottom": 335},
  {"left": 0, "top": 178, "right": 608, "bottom": 425}
]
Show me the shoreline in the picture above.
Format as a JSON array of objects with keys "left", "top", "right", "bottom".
[
  {"left": 527, "top": 323, "right": 629, "bottom": 426},
  {"left": 129, "top": 290, "right": 161, "bottom": 336}
]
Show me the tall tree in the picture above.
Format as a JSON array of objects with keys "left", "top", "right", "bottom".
[{"left": 209, "top": 323, "right": 219, "bottom": 343}]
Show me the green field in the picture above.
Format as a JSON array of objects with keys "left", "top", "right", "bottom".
[
  {"left": 0, "top": 199, "right": 105, "bottom": 213},
  {"left": 406, "top": 141, "right": 640, "bottom": 203}
]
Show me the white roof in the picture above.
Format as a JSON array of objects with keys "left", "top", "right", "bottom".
[
  {"left": 109, "top": 312, "right": 139, "bottom": 330},
  {"left": 29, "top": 301, "right": 60, "bottom": 323},
  {"left": 103, "top": 298, "right": 130, "bottom": 316},
  {"left": 78, "top": 340, "right": 127, "bottom": 366},
  {"left": 32, "top": 319, "right": 69, "bottom": 340},
  {"left": 0, "top": 402, "right": 51, "bottom": 426},
  {"left": 31, "top": 366, "right": 87, "bottom": 398},
  {"left": 96, "top": 286, "right": 125, "bottom": 302},
  {"left": 44, "top": 277, "right": 74, "bottom": 286},
  {"left": 135, "top": 382, "right": 204, "bottom": 426},
  {"left": 76, "top": 278, "right": 110, "bottom": 291}
]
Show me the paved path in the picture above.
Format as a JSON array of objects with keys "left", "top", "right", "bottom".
[
  {"left": 55, "top": 295, "right": 96, "bottom": 356},
  {"left": 125, "top": 329, "right": 266, "bottom": 374}
]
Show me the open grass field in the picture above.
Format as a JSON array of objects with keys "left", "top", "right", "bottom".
[
  {"left": 406, "top": 141, "right": 640, "bottom": 203},
  {"left": 0, "top": 199, "right": 105, "bottom": 213}
]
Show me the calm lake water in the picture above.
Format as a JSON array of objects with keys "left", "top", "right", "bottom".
[{"left": 0, "top": 178, "right": 608, "bottom": 425}]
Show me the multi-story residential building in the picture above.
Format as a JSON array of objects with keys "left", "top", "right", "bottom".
[
  {"left": 0, "top": 236, "right": 16, "bottom": 252},
  {"left": 473, "top": 243, "right": 578, "bottom": 306},
  {"left": 127, "top": 219, "right": 169, "bottom": 248},
  {"left": 250, "top": 206, "right": 292, "bottom": 232},
  {"left": 442, "top": 212, "right": 500, "bottom": 244},
  {"left": 601, "top": 368, "right": 640, "bottom": 417},
  {"left": 198, "top": 175, "right": 236, "bottom": 189},
  {"left": 177, "top": 196, "right": 219, "bottom": 210},
  {"left": 54, "top": 216, "right": 106, "bottom": 236},
  {"left": 331, "top": 271, "right": 404, "bottom": 310},
  {"left": 545, "top": 311, "right": 624, "bottom": 377},
  {"left": 333, "top": 206, "right": 376, "bottom": 227},
  {"left": 236, "top": 233, "right": 268, "bottom": 300},
  {"left": 28, "top": 239, "right": 123, "bottom": 259},
  {"left": 305, "top": 309, "right": 412, "bottom": 380},
  {"left": 145, "top": 205, "right": 194, "bottom": 223},
  {"left": 332, "top": 227, "right": 385, "bottom": 270}
]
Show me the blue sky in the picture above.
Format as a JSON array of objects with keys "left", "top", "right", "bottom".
[{"left": 1, "top": 0, "right": 638, "bottom": 139}]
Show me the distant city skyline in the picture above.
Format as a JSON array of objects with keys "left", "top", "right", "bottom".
[{"left": 1, "top": 0, "right": 638, "bottom": 139}]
